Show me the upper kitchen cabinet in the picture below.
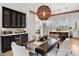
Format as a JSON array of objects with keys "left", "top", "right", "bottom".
[
  {"left": 16, "top": 12, "right": 21, "bottom": 28},
  {"left": 2, "top": 7, "right": 11, "bottom": 28},
  {"left": 2, "top": 7, "right": 26, "bottom": 28},
  {"left": 11, "top": 11, "right": 17, "bottom": 28},
  {"left": 21, "top": 13, "right": 26, "bottom": 28}
]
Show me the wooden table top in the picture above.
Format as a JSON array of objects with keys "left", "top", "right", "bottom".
[{"left": 35, "top": 39, "right": 60, "bottom": 55}]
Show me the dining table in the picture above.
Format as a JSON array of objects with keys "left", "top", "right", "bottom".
[{"left": 35, "top": 38, "right": 60, "bottom": 56}]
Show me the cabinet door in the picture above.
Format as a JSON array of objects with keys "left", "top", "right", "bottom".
[
  {"left": 2, "top": 36, "right": 10, "bottom": 53},
  {"left": 11, "top": 11, "right": 16, "bottom": 28},
  {"left": 3, "top": 7, "right": 11, "bottom": 28},
  {"left": 21, "top": 14, "right": 26, "bottom": 28},
  {"left": 2, "top": 36, "right": 15, "bottom": 53},
  {"left": 16, "top": 12, "right": 21, "bottom": 28},
  {"left": 21, "top": 34, "right": 28, "bottom": 42}
]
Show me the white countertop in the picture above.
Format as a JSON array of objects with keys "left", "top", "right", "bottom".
[
  {"left": 2, "top": 33, "right": 28, "bottom": 36},
  {"left": 50, "top": 31, "right": 69, "bottom": 33}
]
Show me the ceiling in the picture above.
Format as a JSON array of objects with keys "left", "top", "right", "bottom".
[
  {"left": 1, "top": 3, "right": 79, "bottom": 14},
  {"left": 27, "top": 3, "right": 79, "bottom": 14}
]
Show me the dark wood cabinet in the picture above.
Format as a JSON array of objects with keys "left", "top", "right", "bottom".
[
  {"left": 2, "top": 7, "right": 11, "bottom": 28},
  {"left": 2, "top": 36, "right": 15, "bottom": 53},
  {"left": 2, "top": 7, "right": 26, "bottom": 28},
  {"left": 20, "top": 34, "right": 28, "bottom": 44},
  {"left": 11, "top": 11, "right": 17, "bottom": 27},
  {"left": 16, "top": 12, "right": 21, "bottom": 28},
  {"left": 21, "top": 14, "right": 26, "bottom": 28},
  {"left": 1, "top": 34, "right": 28, "bottom": 53}
]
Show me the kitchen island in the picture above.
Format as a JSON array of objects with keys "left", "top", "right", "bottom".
[{"left": 49, "top": 31, "right": 69, "bottom": 42}]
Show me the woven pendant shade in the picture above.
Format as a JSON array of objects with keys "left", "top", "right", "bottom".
[{"left": 37, "top": 5, "right": 51, "bottom": 20}]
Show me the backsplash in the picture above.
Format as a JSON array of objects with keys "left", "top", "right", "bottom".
[{"left": 2, "top": 28, "right": 27, "bottom": 35}]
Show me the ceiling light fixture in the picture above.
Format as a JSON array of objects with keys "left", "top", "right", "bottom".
[{"left": 37, "top": 5, "right": 51, "bottom": 21}]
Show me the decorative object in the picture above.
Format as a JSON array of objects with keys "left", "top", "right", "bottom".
[{"left": 37, "top": 5, "right": 51, "bottom": 20}]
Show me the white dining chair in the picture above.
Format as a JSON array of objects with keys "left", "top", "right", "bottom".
[
  {"left": 11, "top": 42, "right": 29, "bottom": 56},
  {"left": 56, "top": 38, "right": 70, "bottom": 56}
]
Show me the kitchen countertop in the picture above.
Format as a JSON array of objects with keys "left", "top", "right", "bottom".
[
  {"left": 49, "top": 31, "right": 69, "bottom": 33},
  {"left": 2, "top": 33, "right": 28, "bottom": 36}
]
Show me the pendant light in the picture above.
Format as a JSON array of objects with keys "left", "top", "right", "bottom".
[{"left": 37, "top": 5, "right": 51, "bottom": 21}]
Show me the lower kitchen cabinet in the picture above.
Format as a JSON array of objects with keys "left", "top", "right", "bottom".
[
  {"left": 2, "top": 36, "right": 15, "bottom": 53},
  {"left": 1, "top": 34, "right": 28, "bottom": 53}
]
